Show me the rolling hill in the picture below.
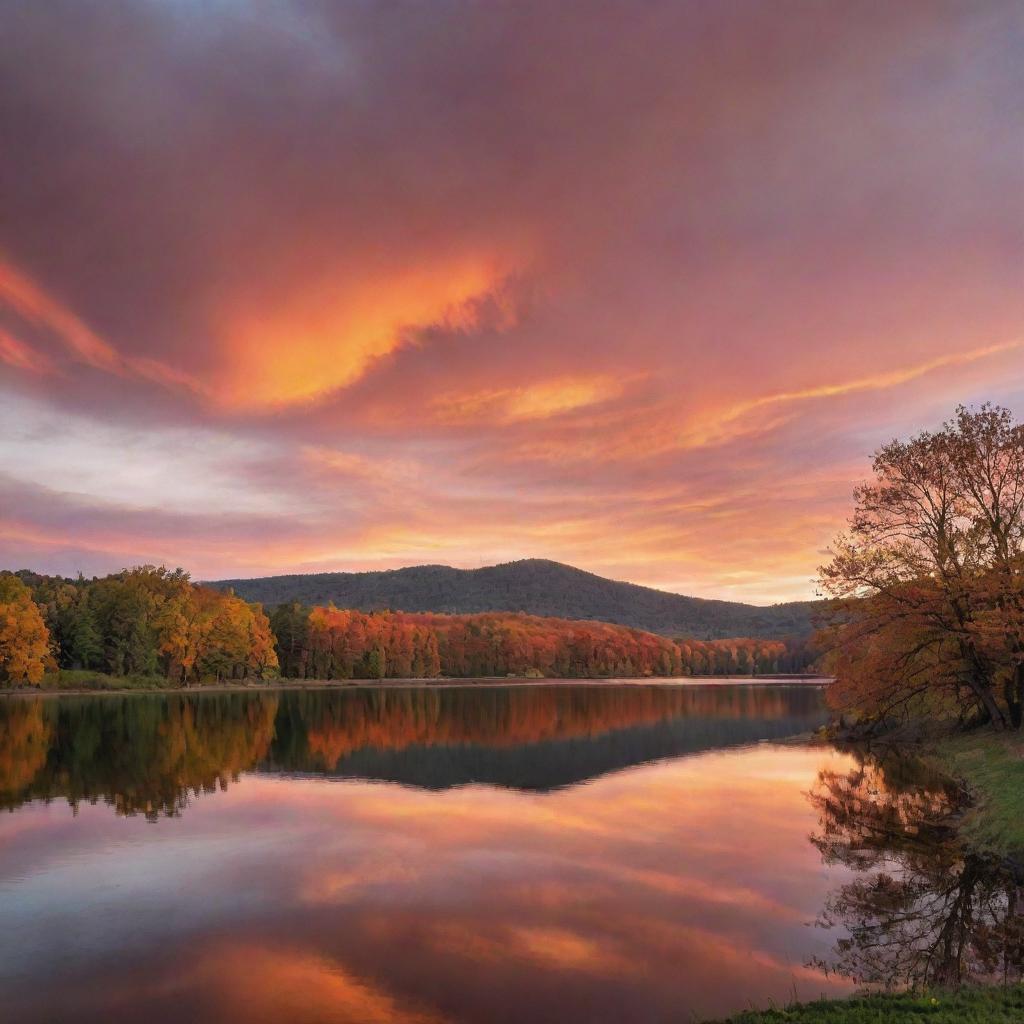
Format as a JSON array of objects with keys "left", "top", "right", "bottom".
[{"left": 211, "top": 559, "right": 820, "bottom": 640}]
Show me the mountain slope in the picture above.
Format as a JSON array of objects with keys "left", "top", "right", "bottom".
[{"left": 211, "top": 559, "right": 820, "bottom": 639}]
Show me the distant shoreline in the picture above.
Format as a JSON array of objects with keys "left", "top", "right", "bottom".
[{"left": 0, "top": 674, "right": 832, "bottom": 698}]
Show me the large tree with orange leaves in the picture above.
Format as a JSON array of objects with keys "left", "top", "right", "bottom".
[
  {"left": 0, "top": 574, "right": 52, "bottom": 685},
  {"left": 819, "top": 405, "right": 1024, "bottom": 730}
]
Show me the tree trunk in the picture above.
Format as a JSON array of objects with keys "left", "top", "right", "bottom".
[
  {"left": 955, "top": 634, "right": 1008, "bottom": 730},
  {"left": 977, "top": 680, "right": 1008, "bottom": 731},
  {"left": 1011, "top": 662, "right": 1024, "bottom": 730}
]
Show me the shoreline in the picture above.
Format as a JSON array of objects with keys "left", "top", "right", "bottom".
[
  {"left": 711, "top": 985, "right": 1024, "bottom": 1023},
  {"left": 930, "top": 731, "right": 1024, "bottom": 861},
  {"left": 829, "top": 722, "right": 1024, "bottom": 866},
  {"left": 0, "top": 674, "right": 833, "bottom": 698}
]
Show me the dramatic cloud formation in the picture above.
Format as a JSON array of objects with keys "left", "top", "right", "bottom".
[{"left": 1, "top": 1, "right": 1021, "bottom": 601}]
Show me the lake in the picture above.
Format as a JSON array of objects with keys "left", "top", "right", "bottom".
[{"left": 1, "top": 681, "right": 1016, "bottom": 1022}]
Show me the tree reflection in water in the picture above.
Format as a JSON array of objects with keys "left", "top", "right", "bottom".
[
  {"left": 0, "top": 684, "right": 828, "bottom": 818},
  {"left": 0, "top": 693, "right": 280, "bottom": 819},
  {"left": 809, "top": 752, "right": 1024, "bottom": 988}
]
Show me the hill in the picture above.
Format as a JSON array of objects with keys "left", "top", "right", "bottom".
[{"left": 211, "top": 559, "right": 820, "bottom": 640}]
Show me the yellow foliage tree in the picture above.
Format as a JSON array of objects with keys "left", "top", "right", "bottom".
[{"left": 0, "top": 575, "right": 52, "bottom": 685}]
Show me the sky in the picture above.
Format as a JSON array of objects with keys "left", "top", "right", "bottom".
[{"left": 1, "top": 0, "right": 1022, "bottom": 604}]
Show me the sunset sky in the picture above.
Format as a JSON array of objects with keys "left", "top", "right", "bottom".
[{"left": 1, "top": 1, "right": 1021, "bottom": 603}]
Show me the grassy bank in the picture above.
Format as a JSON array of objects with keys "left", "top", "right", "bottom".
[
  {"left": 931, "top": 731, "right": 1024, "bottom": 857},
  {"left": 713, "top": 986, "right": 1024, "bottom": 1023},
  {"left": 37, "top": 669, "right": 178, "bottom": 692},
  {"left": 20, "top": 672, "right": 373, "bottom": 694},
  {"left": 4, "top": 673, "right": 826, "bottom": 696}
]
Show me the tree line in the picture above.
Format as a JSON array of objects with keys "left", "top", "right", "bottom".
[
  {"left": 819, "top": 404, "right": 1024, "bottom": 731},
  {"left": 2, "top": 567, "right": 278, "bottom": 685},
  {"left": 676, "top": 636, "right": 815, "bottom": 676},
  {"left": 270, "top": 605, "right": 811, "bottom": 680},
  {"left": 0, "top": 568, "right": 814, "bottom": 687}
]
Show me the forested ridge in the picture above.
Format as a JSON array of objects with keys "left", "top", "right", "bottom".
[
  {"left": 211, "top": 559, "right": 819, "bottom": 640},
  {"left": 0, "top": 567, "right": 816, "bottom": 686}
]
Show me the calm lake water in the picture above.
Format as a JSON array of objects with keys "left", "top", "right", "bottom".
[{"left": 0, "top": 681, "right": 1018, "bottom": 1022}]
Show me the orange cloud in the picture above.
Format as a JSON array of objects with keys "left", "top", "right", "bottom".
[
  {"left": 3, "top": 250, "right": 527, "bottom": 413},
  {"left": 215, "top": 256, "right": 520, "bottom": 409},
  {"left": 0, "top": 328, "right": 53, "bottom": 375},
  {"left": 0, "top": 258, "right": 207, "bottom": 397},
  {"left": 676, "top": 340, "right": 1024, "bottom": 450},
  {"left": 205, "top": 946, "right": 446, "bottom": 1024},
  {"left": 0, "top": 258, "right": 122, "bottom": 371},
  {"left": 429, "top": 920, "right": 637, "bottom": 976},
  {"left": 505, "top": 925, "right": 637, "bottom": 975},
  {"left": 431, "top": 374, "right": 630, "bottom": 425}
]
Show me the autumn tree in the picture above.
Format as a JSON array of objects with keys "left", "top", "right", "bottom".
[
  {"left": 291, "top": 606, "right": 681, "bottom": 680},
  {"left": 948, "top": 406, "right": 1024, "bottom": 725},
  {"left": 0, "top": 574, "right": 52, "bottom": 685},
  {"left": 819, "top": 405, "right": 1024, "bottom": 730}
]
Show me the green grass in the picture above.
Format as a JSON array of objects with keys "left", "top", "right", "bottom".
[
  {"left": 932, "top": 731, "right": 1024, "bottom": 856},
  {"left": 36, "top": 669, "right": 180, "bottom": 692},
  {"left": 25, "top": 671, "right": 284, "bottom": 692},
  {"left": 711, "top": 986, "right": 1024, "bottom": 1023}
]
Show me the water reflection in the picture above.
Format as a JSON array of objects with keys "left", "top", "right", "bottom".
[
  {"left": 8, "top": 684, "right": 1017, "bottom": 1020},
  {"left": 809, "top": 752, "right": 1024, "bottom": 988},
  {"left": 0, "top": 683, "right": 828, "bottom": 816},
  {"left": 0, "top": 683, "right": 854, "bottom": 1023},
  {"left": 0, "top": 691, "right": 280, "bottom": 818},
  {"left": 270, "top": 683, "right": 827, "bottom": 791}
]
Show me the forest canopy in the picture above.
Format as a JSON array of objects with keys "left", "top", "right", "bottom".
[
  {"left": 0, "top": 567, "right": 813, "bottom": 687},
  {"left": 6, "top": 566, "right": 278, "bottom": 685},
  {"left": 265, "top": 603, "right": 810, "bottom": 680}
]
